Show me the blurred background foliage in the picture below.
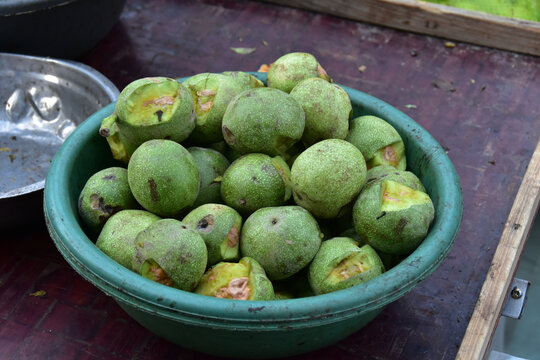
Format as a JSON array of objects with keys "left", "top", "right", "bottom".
[{"left": 424, "top": 0, "right": 540, "bottom": 21}]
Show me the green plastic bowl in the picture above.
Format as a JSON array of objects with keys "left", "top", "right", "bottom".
[{"left": 43, "top": 73, "right": 462, "bottom": 359}]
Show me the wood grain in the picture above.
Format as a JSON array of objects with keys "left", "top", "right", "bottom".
[
  {"left": 260, "top": 0, "right": 540, "bottom": 56},
  {"left": 457, "top": 139, "right": 540, "bottom": 360}
]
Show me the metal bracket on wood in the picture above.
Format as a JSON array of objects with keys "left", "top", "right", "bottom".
[{"left": 502, "top": 278, "right": 530, "bottom": 319}]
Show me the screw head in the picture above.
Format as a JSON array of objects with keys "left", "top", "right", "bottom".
[{"left": 511, "top": 287, "right": 523, "bottom": 299}]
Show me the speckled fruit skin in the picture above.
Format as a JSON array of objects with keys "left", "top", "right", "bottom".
[
  {"left": 341, "top": 224, "right": 405, "bottom": 271},
  {"left": 291, "top": 139, "right": 367, "bottom": 219},
  {"left": 132, "top": 218, "right": 207, "bottom": 291},
  {"left": 221, "top": 153, "right": 292, "bottom": 215},
  {"left": 338, "top": 227, "right": 404, "bottom": 270},
  {"left": 267, "top": 52, "right": 332, "bottom": 93},
  {"left": 127, "top": 139, "right": 199, "bottom": 217},
  {"left": 365, "top": 165, "right": 426, "bottom": 192},
  {"left": 182, "top": 203, "right": 242, "bottom": 266},
  {"left": 187, "top": 147, "right": 230, "bottom": 208},
  {"left": 96, "top": 209, "right": 161, "bottom": 270},
  {"left": 308, "top": 237, "right": 385, "bottom": 295},
  {"left": 184, "top": 73, "right": 255, "bottom": 144},
  {"left": 352, "top": 180, "right": 435, "bottom": 255},
  {"left": 290, "top": 78, "right": 352, "bottom": 146},
  {"left": 222, "top": 71, "right": 265, "bottom": 89},
  {"left": 78, "top": 167, "right": 139, "bottom": 233},
  {"left": 240, "top": 206, "right": 323, "bottom": 281},
  {"left": 346, "top": 115, "right": 406, "bottom": 170},
  {"left": 221, "top": 87, "right": 305, "bottom": 157},
  {"left": 99, "top": 77, "right": 195, "bottom": 163},
  {"left": 194, "top": 257, "right": 274, "bottom": 300}
]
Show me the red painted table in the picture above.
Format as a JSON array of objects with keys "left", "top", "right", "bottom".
[{"left": 2, "top": 0, "right": 540, "bottom": 359}]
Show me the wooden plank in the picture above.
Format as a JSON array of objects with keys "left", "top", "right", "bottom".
[
  {"left": 457, "top": 139, "right": 540, "bottom": 360},
  {"left": 260, "top": 0, "right": 540, "bottom": 56}
]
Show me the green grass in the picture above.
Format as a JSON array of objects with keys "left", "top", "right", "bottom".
[{"left": 423, "top": 0, "right": 540, "bottom": 21}]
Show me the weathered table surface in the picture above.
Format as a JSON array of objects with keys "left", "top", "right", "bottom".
[{"left": 2, "top": 0, "right": 540, "bottom": 359}]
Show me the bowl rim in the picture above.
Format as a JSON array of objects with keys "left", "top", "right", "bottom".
[{"left": 44, "top": 73, "right": 463, "bottom": 328}]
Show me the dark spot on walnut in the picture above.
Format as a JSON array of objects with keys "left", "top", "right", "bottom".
[
  {"left": 222, "top": 126, "right": 235, "bottom": 145},
  {"left": 89, "top": 194, "right": 117, "bottom": 223},
  {"left": 148, "top": 178, "right": 160, "bottom": 202},
  {"left": 197, "top": 214, "right": 216, "bottom": 233},
  {"left": 102, "top": 174, "right": 116, "bottom": 180},
  {"left": 198, "top": 218, "right": 209, "bottom": 229},
  {"left": 271, "top": 218, "right": 278, "bottom": 225},
  {"left": 396, "top": 218, "right": 408, "bottom": 233},
  {"left": 155, "top": 110, "right": 163, "bottom": 122},
  {"left": 178, "top": 252, "right": 193, "bottom": 264},
  {"left": 99, "top": 127, "right": 110, "bottom": 137},
  {"left": 260, "top": 165, "right": 272, "bottom": 174},
  {"left": 89, "top": 195, "right": 109, "bottom": 213},
  {"left": 376, "top": 211, "right": 387, "bottom": 220}
]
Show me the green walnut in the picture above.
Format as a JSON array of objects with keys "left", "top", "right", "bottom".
[
  {"left": 133, "top": 218, "right": 207, "bottom": 291},
  {"left": 95, "top": 209, "right": 161, "bottom": 270},
  {"left": 291, "top": 139, "right": 367, "bottom": 219},
  {"left": 182, "top": 203, "right": 242, "bottom": 266},
  {"left": 222, "top": 71, "right": 265, "bottom": 89},
  {"left": 194, "top": 257, "right": 274, "bottom": 300},
  {"left": 221, "top": 153, "right": 291, "bottom": 215},
  {"left": 127, "top": 139, "right": 199, "bottom": 217},
  {"left": 240, "top": 206, "right": 323, "bottom": 281},
  {"left": 352, "top": 179, "right": 435, "bottom": 255},
  {"left": 346, "top": 115, "right": 406, "bottom": 170},
  {"left": 308, "top": 237, "right": 385, "bottom": 295},
  {"left": 290, "top": 78, "right": 352, "bottom": 146},
  {"left": 267, "top": 52, "right": 332, "bottom": 93},
  {"left": 99, "top": 77, "right": 195, "bottom": 163},
  {"left": 184, "top": 72, "right": 255, "bottom": 144},
  {"left": 188, "top": 147, "right": 230, "bottom": 208},
  {"left": 339, "top": 227, "right": 403, "bottom": 271},
  {"left": 221, "top": 87, "right": 305, "bottom": 157},
  {"left": 365, "top": 165, "right": 426, "bottom": 192},
  {"left": 78, "top": 167, "right": 138, "bottom": 233}
]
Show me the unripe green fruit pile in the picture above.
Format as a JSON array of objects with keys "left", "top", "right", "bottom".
[{"left": 78, "top": 52, "right": 435, "bottom": 300}]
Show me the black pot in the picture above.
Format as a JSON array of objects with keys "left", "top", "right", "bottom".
[{"left": 0, "top": 0, "right": 126, "bottom": 59}]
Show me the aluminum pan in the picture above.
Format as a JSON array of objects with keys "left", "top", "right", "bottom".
[
  {"left": 0, "top": 52, "right": 119, "bottom": 199},
  {"left": 0, "top": 0, "right": 78, "bottom": 15}
]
